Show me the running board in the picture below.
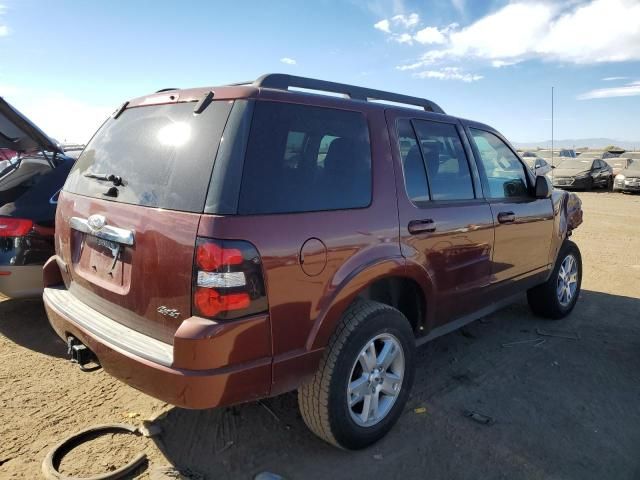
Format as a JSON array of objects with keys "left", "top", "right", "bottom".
[{"left": 416, "top": 293, "right": 522, "bottom": 346}]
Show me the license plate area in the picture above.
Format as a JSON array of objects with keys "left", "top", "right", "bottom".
[{"left": 71, "top": 231, "right": 132, "bottom": 293}]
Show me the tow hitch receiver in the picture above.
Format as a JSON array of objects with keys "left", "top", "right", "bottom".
[{"left": 67, "top": 336, "right": 101, "bottom": 372}]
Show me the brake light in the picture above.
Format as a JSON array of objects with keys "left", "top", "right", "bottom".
[
  {"left": 192, "top": 237, "right": 267, "bottom": 320},
  {"left": 195, "top": 242, "right": 243, "bottom": 271},
  {"left": 0, "top": 218, "right": 33, "bottom": 237}
]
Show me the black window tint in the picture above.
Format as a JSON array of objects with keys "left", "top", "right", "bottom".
[
  {"left": 64, "top": 101, "right": 233, "bottom": 212},
  {"left": 238, "top": 102, "right": 371, "bottom": 215},
  {"left": 397, "top": 119, "right": 429, "bottom": 203},
  {"left": 412, "top": 120, "right": 474, "bottom": 201},
  {"left": 470, "top": 129, "right": 530, "bottom": 199}
]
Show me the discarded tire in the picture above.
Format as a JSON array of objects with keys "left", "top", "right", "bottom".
[{"left": 41, "top": 423, "right": 147, "bottom": 480}]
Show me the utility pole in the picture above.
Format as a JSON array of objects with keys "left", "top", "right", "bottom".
[{"left": 551, "top": 86, "right": 555, "bottom": 181}]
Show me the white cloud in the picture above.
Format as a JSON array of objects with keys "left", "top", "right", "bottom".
[
  {"left": 396, "top": 61, "right": 426, "bottom": 71},
  {"left": 374, "top": 19, "right": 391, "bottom": 33},
  {"left": 392, "top": 13, "right": 420, "bottom": 28},
  {"left": 448, "top": 2, "right": 555, "bottom": 60},
  {"left": 578, "top": 80, "right": 640, "bottom": 99},
  {"left": 414, "top": 26, "right": 447, "bottom": 45},
  {"left": 413, "top": 67, "right": 483, "bottom": 82},
  {"left": 392, "top": 33, "right": 413, "bottom": 44},
  {"left": 280, "top": 57, "right": 297, "bottom": 65},
  {"left": 375, "top": 12, "right": 422, "bottom": 39},
  {"left": 491, "top": 59, "right": 519, "bottom": 68},
  {"left": 602, "top": 76, "right": 628, "bottom": 81},
  {"left": 387, "top": 0, "right": 640, "bottom": 77}
]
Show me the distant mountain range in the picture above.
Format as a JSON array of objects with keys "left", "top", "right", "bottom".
[{"left": 513, "top": 138, "right": 640, "bottom": 151}]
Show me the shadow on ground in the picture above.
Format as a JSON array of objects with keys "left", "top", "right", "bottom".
[
  {"left": 149, "top": 290, "right": 640, "bottom": 479},
  {"left": 0, "top": 298, "right": 67, "bottom": 358}
]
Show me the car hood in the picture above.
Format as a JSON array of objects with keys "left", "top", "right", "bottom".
[
  {"left": 0, "top": 97, "right": 62, "bottom": 154},
  {"left": 619, "top": 168, "right": 640, "bottom": 177},
  {"left": 553, "top": 168, "right": 590, "bottom": 177}
]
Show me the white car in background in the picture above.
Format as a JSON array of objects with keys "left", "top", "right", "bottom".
[{"left": 520, "top": 151, "right": 554, "bottom": 177}]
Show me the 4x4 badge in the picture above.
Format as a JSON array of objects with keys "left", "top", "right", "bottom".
[{"left": 157, "top": 306, "right": 180, "bottom": 319}]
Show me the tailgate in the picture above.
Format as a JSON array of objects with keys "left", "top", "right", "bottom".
[
  {"left": 57, "top": 192, "right": 199, "bottom": 344},
  {"left": 55, "top": 98, "right": 234, "bottom": 344}
]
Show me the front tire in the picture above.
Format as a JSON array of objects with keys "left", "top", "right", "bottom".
[
  {"left": 298, "top": 300, "right": 415, "bottom": 449},
  {"left": 527, "top": 240, "right": 582, "bottom": 319}
]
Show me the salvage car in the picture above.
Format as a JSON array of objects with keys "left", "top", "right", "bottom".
[
  {"left": 552, "top": 157, "right": 613, "bottom": 190},
  {"left": 613, "top": 158, "right": 640, "bottom": 193},
  {"left": 605, "top": 156, "right": 635, "bottom": 177},
  {"left": 0, "top": 97, "right": 77, "bottom": 298},
  {"left": 522, "top": 155, "right": 553, "bottom": 177},
  {"left": 42, "top": 74, "right": 584, "bottom": 449}
]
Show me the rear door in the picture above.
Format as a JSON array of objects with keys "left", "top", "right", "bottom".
[
  {"left": 57, "top": 99, "right": 233, "bottom": 344},
  {"left": 464, "top": 125, "right": 554, "bottom": 285},
  {"left": 386, "top": 110, "right": 495, "bottom": 327}
]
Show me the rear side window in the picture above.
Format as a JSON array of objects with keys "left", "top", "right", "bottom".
[
  {"left": 397, "top": 119, "right": 430, "bottom": 203},
  {"left": 64, "top": 101, "right": 233, "bottom": 212},
  {"left": 412, "top": 120, "right": 475, "bottom": 201},
  {"left": 238, "top": 102, "right": 371, "bottom": 215}
]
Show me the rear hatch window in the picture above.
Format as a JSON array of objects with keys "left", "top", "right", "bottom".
[{"left": 64, "top": 101, "right": 233, "bottom": 213}]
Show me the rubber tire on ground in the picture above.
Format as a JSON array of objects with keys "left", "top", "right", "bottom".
[
  {"left": 298, "top": 300, "right": 415, "bottom": 450},
  {"left": 527, "top": 240, "right": 582, "bottom": 319}
]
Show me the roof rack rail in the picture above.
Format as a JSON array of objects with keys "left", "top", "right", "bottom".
[
  {"left": 155, "top": 88, "right": 178, "bottom": 93},
  {"left": 251, "top": 73, "right": 445, "bottom": 114}
]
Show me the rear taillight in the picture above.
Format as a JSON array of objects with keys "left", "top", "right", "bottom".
[
  {"left": 0, "top": 218, "right": 33, "bottom": 237},
  {"left": 192, "top": 237, "right": 267, "bottom": 320}
]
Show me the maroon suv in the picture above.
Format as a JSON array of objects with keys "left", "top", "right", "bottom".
[{"left": 43, "top": 74, "right": 583, "bottom": 449}]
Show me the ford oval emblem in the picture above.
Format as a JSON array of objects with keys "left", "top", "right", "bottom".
[{"left": 87, "top": 214, "right": 106, "bottom": 231}]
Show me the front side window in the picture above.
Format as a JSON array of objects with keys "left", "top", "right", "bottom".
[
  {"left": 470, "top": 129, "right": 530, "bottom": 199},
  {"left": 413, "top": 120, "right": 475, "bottom": 201},
  {"left": 238, "top": 102, "right": 372, "bottom": 215}
]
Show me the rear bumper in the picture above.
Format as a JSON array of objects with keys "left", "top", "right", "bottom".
[
  {"left": 0, "top": 265, "right": 44, "bottom": 298},
  {"left": 43, "top": 286, "right": 272, "bottom": 409},
  {"left": 613, "top": 179, "right": 640, "bottom": 192}
]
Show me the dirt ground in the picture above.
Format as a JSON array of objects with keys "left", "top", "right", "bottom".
[{"left": 1, "top": 191, "right": 639, "bottom": 480}]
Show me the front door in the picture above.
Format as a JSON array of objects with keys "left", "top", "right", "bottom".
[
  {"left": 465, "top": 126, "right": 554, "bottom": 285},
  {"left": 387, "top": 111, "right": 495, "bottom": 328}
]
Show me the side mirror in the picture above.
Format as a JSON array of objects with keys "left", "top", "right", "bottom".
[{"left": 535, "top": 175, "right": 552, "bottom": 198}]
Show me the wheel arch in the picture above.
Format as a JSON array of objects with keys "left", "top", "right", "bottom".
[{"left": 306, "top": 256, "right": 434, "bottom": 351}]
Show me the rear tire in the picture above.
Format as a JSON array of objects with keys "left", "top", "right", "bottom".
[
  {"left": 527, "top": 240, "right": 582, "bottom": 319},
  {"left": 298, "top": 300, "right": 415, "bottom": 450}
]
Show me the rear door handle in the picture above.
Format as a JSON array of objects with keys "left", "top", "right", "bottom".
[
  {"left": 497, "top": 211, "right": 516, "bottom": 224},
  {"left": 408, "top": 219, "right": 436, "bottom": 234}
]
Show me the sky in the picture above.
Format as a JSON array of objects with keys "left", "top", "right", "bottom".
[{"left": 1, "top": 0, "right": 639, "bottom": 144}]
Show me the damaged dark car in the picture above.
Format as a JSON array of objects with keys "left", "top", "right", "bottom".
[
  {"left": 0, "top": 97, "right": 79, "bottom": 298},
  {"left": 552, "top": 157, "right": 613, "bottom": 191}
]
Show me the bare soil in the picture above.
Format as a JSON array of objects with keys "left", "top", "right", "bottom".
[{"left": 1, "top": 191, "right": 639, "bottom": 480}]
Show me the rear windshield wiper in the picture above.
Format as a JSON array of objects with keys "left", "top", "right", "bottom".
[{"left": 84, "top": 172, "right": 125, "bottom": 187}]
